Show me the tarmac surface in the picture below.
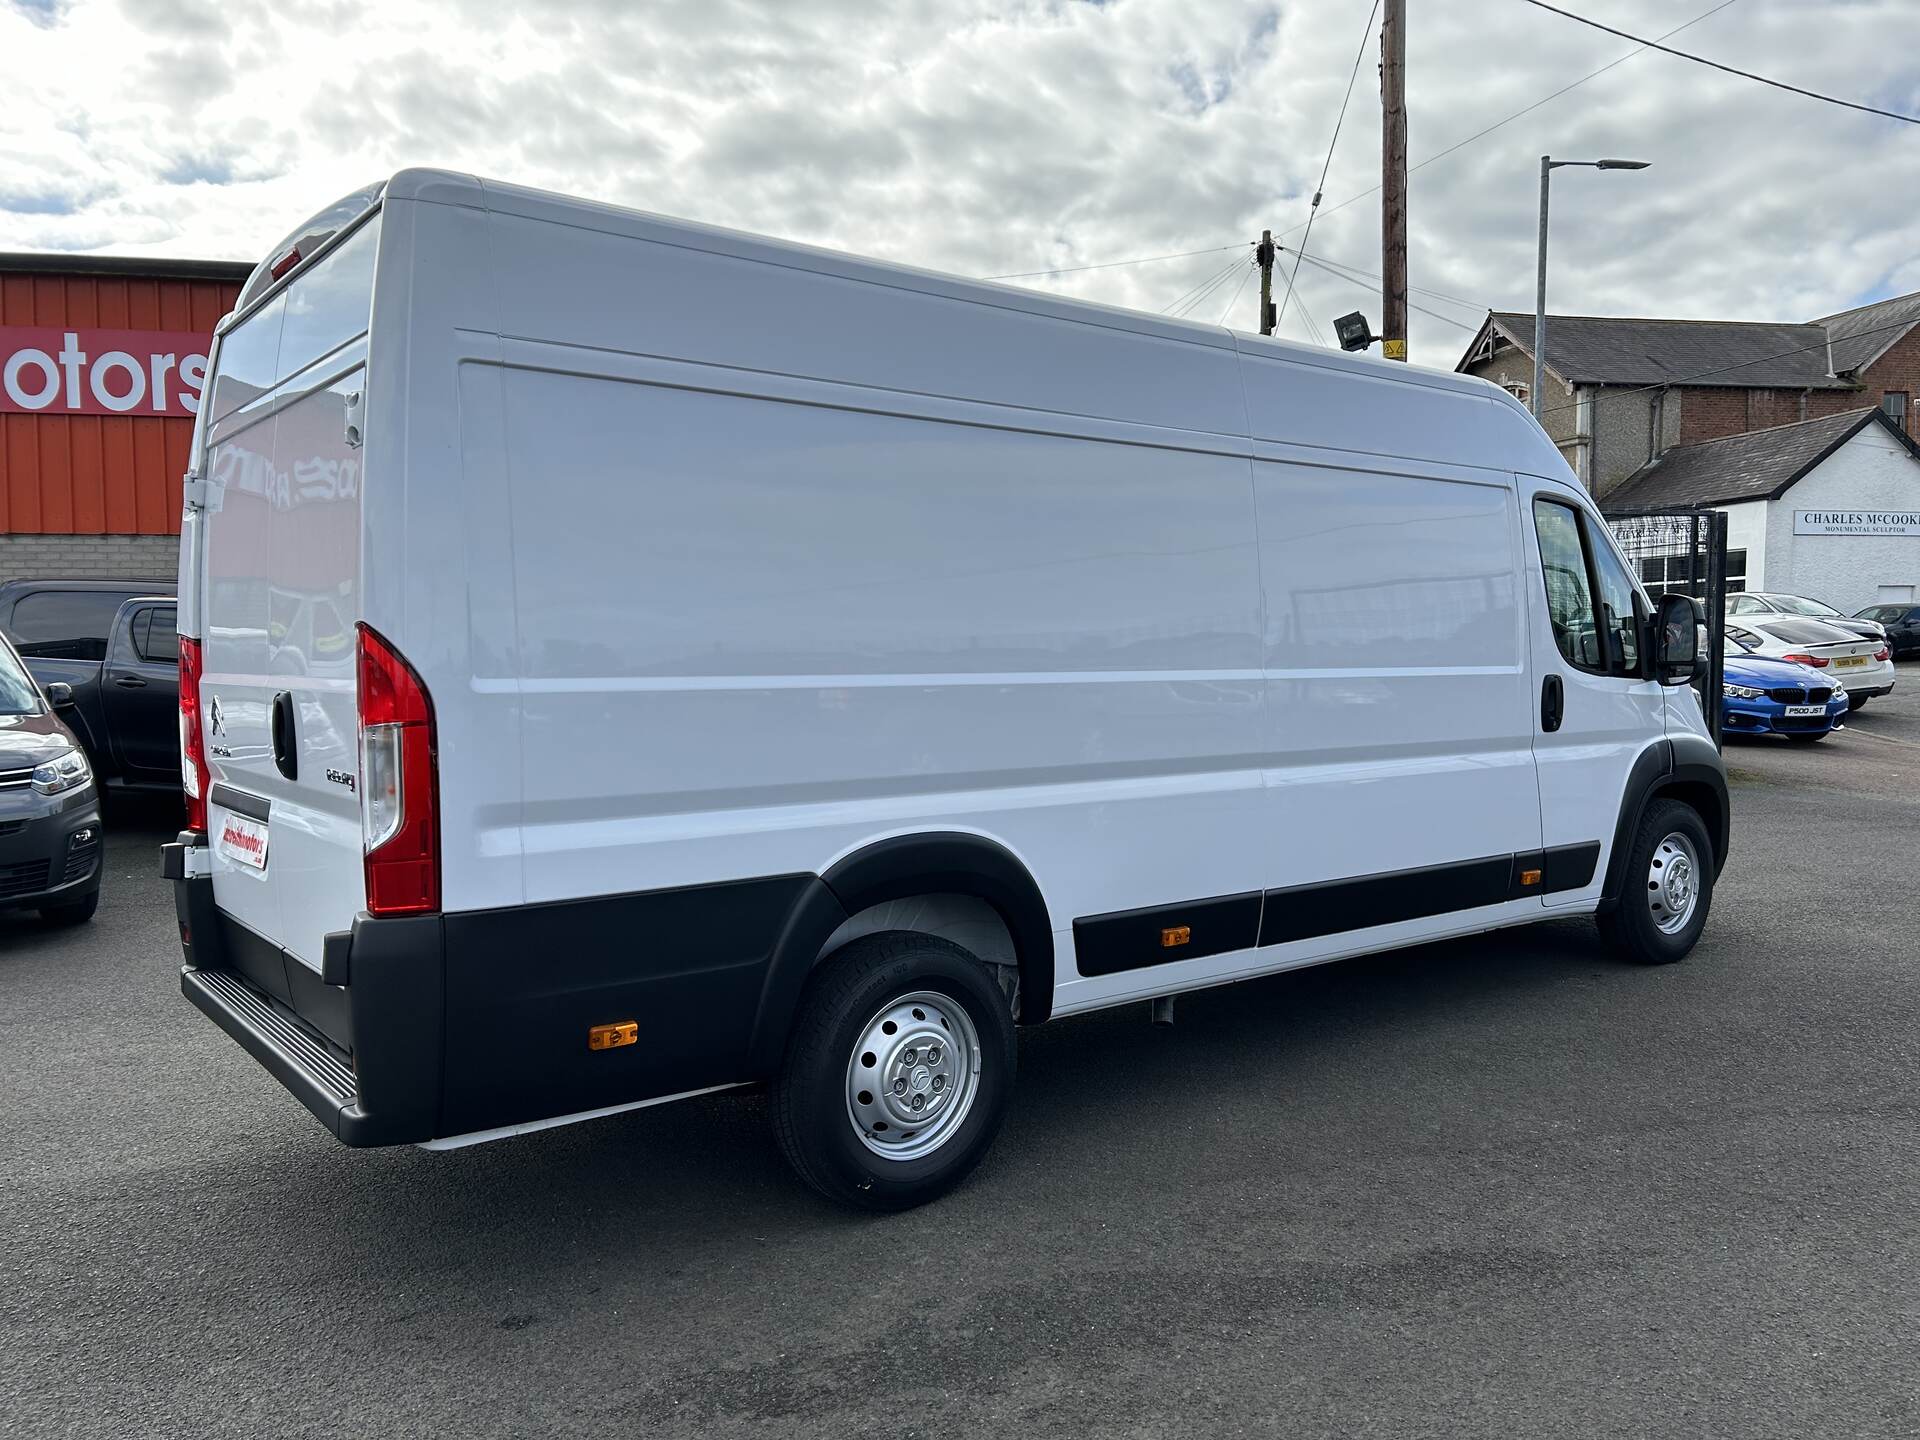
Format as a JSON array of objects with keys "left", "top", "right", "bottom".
[{"left": 4, "top": 668, "right": 1917, "bottom": 1437}]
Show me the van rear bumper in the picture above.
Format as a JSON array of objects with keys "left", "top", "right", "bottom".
[{"left": 170, "top": 861, "right": 443, "bottom": 1147}]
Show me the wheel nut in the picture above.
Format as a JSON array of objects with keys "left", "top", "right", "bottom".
[
  {"left": 932, "top": 1075, "right": 945, "bottom": 1092},
  {"left": 925, "top": 1046, "right": 941, "bottom": 1064},
  {"left": 893, "top": 1078, "right": 908, "bottom": 1095},
  {"left": 911, "top": 1094, "right": 926, "bottom": 1111}
]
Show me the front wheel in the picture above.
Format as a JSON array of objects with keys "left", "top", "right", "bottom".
[
  {"left": 1597, "top": 798, "right": 1714, "bottom": 965},
  {"left": 772, "top": 933, "right": 1016, "bottom": 1211},
  {"left": 1787, "top": 730, "right": 1830, "bottom": 743}
]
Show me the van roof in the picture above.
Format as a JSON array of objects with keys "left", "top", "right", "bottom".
[{"left": 376, "top": 167, "right": 1506, "bottom": 408}]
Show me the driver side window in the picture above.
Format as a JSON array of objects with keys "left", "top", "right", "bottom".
[
  {"left": 1532, "top": 498, "right": 1643, "bottom": 678},
  {"left": 1588, "top": 532, "right": 1642, "bottom": 676}
]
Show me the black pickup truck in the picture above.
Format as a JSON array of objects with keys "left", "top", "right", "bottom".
[{"left": 0, "top": 579, "right": 180, "bottom": 793}]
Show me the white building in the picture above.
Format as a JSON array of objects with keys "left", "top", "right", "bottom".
[{"left": 1602, "top": 407, "right": 1920, "bottom": 615}]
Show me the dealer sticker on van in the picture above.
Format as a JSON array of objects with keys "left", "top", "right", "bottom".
[{"left": 217, "top": 813, "right": 269, "bottom": 872}]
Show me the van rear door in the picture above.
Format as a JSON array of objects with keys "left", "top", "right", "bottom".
[{"left": 196, "top": 214, "right": 380, "bottom": 989}]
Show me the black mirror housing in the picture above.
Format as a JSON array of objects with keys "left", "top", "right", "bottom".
[{"left": 1650, "top": 593, "right": 1704, "bottom": 686}]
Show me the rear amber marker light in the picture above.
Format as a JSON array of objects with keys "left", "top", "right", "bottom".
[
  {"left": 1520, "top": 869, "right": 1543, "bottom": 887},
  {"left": 1161, "top": 926, "right": 1191, "bottom": 948},
  {"left": 588, "top": 1022, "right": 639, "bottom": 1051}
]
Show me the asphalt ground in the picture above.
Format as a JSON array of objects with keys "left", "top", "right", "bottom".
[{"left": 4, "top": 667, "right": 1917, "bottom": 1438}]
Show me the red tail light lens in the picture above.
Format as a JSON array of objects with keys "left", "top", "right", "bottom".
[
  {"left": 1781, "top": 652, "right": 1829, "bottom": 668},
  {"left": 179, "top": 635, "right": 209, "bottom": 836},
  {"left": 357, "top": 624, "right": 439, "bottom": 915},
  {"left": 1875, "top": 646, "right": 1890, "bottom": 662}
]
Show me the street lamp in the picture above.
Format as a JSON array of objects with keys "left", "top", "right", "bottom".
[{"left": 1533, "top": 156, "right": 1650, "bottom": 419}]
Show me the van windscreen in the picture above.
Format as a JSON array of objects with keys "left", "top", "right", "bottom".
[{"left": 207, "top": 213, "right": 380, "bottom": 422}]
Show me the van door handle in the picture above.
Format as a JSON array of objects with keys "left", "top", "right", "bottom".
[
  {"left": 114, "top": 675, "right": 147, "bottom": 689},
  {"left": 270, "top": 691, "right": 298, "bottom": 781},
  {"left": 1541, "top": 674, "right": 1564, "bottom": 733}
]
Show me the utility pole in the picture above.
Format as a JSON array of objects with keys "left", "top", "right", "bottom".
[
  {"left": 1256, "top": 230, "right": 1276, "bottom": 335},
  {"left": 1380, "top": 0, "right": 1408, "bottom": 361}
]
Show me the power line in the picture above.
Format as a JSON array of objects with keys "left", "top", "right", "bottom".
[
  {"left": 1517, "top": 0, "right": 1920, "bottom": 125},
  {"left": 1282, "top": 245, "right": 1488, "bottom": 314},
  {"left": 1216, "top": 262, "right": 1258, "bottom": 327},
  {"left": 1171, "top": 257, "right": 1249, "bottom": 319},
  {"left": 1277, "top": 0, "right": 1380, "bottom": 331},
  {"left": 1276, "top": 0, "right": 1741, "bottom": 243},
  {"left": 983, "top": 243, "right": 1247, "bottom": 281},
  {"left": 1534, "top": 314, "right": 1920, "bottom": 420},
  {"left": 1162, "top": 255, "right": 1245, "bottom": 314},
  {"left": 1291, "top": 250, "right": 1487, "bottom": 334}
]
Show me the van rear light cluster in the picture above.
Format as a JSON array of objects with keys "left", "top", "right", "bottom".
[
  {"left": 357, "top": 623, "right": 439, "bottom": 915},
  {"left": 179, "top": 635, "right": 210, "bottom": 836}
]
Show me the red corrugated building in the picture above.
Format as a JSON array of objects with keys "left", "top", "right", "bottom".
[{"left": 1, "top": 252, "right": 251, "bottom": 581}]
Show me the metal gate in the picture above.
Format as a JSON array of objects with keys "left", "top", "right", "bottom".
[{"left": 1605, "top": 508, "right": 1728, "bottom": 747}]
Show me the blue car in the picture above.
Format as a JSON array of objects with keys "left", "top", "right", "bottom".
[{"left": 1721, "top": 653, "right": 1850, "bottom": 742}]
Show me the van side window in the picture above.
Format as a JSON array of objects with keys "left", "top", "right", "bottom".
[
  {"left": 1588, "top": 534, "right": 1641, "bottom": 676},
  {"left": 1532, "top": 500, "right": 1603, "bottom": 671}
]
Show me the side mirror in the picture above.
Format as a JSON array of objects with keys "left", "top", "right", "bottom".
[
  {"left": 44, "top": 681, "right": 74, "bottom": 708},
  {"left": 1650, "top": 593, "right": 1705, "bottom": 686}
]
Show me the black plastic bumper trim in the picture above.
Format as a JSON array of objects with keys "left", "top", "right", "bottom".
[
  {"left": 208, "top": 783, "right": 269, "bottom": 821},
  {"left": 1073, "top": 891, "right": 1262, "bottom": 977}
]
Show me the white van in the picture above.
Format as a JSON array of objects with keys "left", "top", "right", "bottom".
[{"left": 165, "top": 171, "right": 1728, "bottom": 1210}]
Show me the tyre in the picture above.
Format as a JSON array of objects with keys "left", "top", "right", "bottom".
[
  {"left": 1787, "top": 730, "right": 1830, "bottom": 743},
  {"left": 1846, "top": 695, "right": 1868, "bottom": 712},
  {"left": 40, "top": 891, "right": 99, "bottom": 926},
  {"left": 772, "top": 932, "right": 1016, "bottom": 1211},
  {"left": 1597, "top": 798, "right": 1714, "bottom": 965}
]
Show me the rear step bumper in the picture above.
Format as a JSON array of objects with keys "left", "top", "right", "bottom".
[{"left": 169, "top": 852, "right": 444, "bottom": 1147}]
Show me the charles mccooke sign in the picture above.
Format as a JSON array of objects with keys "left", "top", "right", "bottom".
[{"left": 1794, "top": 510, "right": 1920, "bottom": 537}]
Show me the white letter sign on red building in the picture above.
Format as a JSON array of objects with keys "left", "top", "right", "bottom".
[{"left": 0, "top": 327, "right": 212, "bottom": 418}]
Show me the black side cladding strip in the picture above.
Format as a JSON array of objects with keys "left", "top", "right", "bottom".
[
  {"left": 1260, "top": 854, "right": 1513, "bottom": 946},
  {"left": 1073, "top": 891, "right": 1262, "bottom": 978},
  {"left": 208, "top": 783, "right": 270, "bottom": 821}
]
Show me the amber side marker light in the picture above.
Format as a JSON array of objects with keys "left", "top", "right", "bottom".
[
  {"left": 1161, "top": 926, "right": 1192, "bottom": 948},
  {"left": 1520, "top": 869, "right": 1543, "bottom": 887},
  {"left": 588, "top": 1022, "right": 639, "bottom": 1051}
]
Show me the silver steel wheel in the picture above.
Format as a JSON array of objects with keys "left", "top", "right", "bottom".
[
  {"left": 845, "top": 990, "right": 983, "bottom": 1162},
  {"left": 1646, "top": 831, "right": 1701, "bottom": 935}
]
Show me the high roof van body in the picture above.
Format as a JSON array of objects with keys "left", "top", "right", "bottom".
[{"left": 165, "top": 171, "right": 1727, "bottom": 1209}]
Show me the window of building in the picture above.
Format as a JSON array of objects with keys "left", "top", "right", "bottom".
[
  {"left": 1636, "top": 549, "right": 1748, "bottom": 597},
  {"left": 1883, "top": 391, "right": 1909, "bottom": 432},
  {"left": 1500, "top": 380, "right": 1530, "bottom": 405}
]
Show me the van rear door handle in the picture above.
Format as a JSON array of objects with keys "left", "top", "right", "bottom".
[
  {"left": 270, "top": 691, "right": 298, "bottom": 781},
  {"left": 1541, "top": 674, "right": 1564, "bottom": 733}
]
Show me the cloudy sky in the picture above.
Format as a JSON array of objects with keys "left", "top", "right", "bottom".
[{"left": 3, "top": 0, "right": 1917, "bottom": 364}]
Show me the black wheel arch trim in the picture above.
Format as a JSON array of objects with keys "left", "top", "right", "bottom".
[
  {"left": 746, "top": 832, "right": 1056, "bottom": 1072},
  {"left": 1600, "top": 737, "right": 1730, "bottom": 910}
]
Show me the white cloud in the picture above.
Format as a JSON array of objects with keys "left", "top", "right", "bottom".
[{"left": 2, "top": 0, "right": 1917, "bottom": 364}]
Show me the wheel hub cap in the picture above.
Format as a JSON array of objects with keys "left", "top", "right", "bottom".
[
  {"left": 1647, "top": 832, "right": 1700, "bottom": 935},
  {"left": 846, "top": 990, "right": 983, "bottom": 1162}
]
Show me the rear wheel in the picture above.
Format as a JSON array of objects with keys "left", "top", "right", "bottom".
[
  {"left": 772, "top": 933, "right": 1015, "bottom": 1211},
  {"left": 1597, "top": 798, "right": 1713, "bottom": 965},
  {"left": 40, "top": 891, "right": 98, "bottom": 926}
]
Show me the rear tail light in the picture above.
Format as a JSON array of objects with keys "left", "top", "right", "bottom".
[
  {"left": 357, "top": 624, "right": 439, "bottom": 915},
  {"left": 179, "top": 635, "right": 209, "bottom": 836},
  {"left": 1875, "top": 646, "right": 1890, "bottom": 662},
  {"left": 1781, "top": 652, "right": 1829, "bottom": 668}
]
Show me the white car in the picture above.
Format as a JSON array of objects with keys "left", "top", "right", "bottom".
[
  {"left": 1725, "top": 617, "right": 1896, "bottom": 708},
  {"left": 1728, "top": 591, "right": 1887, "bottom": 648}
]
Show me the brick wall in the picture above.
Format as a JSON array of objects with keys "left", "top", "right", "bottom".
[
  {"left": 1858, "top": 323, "right": 1920, "bottom": 435},
  {"left": 0, "top": 533, "right": 179, "bottom": 582}
]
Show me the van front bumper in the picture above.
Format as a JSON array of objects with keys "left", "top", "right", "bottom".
[{"left": 167, "top": 850, "right": 443, "bottom": 1146}]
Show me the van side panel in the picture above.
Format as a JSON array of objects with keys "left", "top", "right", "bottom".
[
  {"left": 1250, "top": 454, "right": 1541, "bottom": 901},
  {"left": 489, "top": 362, "right": 1268, "bottom": 927}
]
